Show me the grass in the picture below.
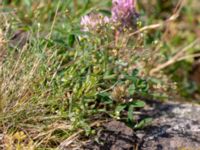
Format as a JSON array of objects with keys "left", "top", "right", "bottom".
[{"left": 0, "top": 0, "right": 200, "bottom": 149}]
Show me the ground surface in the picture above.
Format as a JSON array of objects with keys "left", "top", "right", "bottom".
[{"left": 60, "top": 100, "right": 200, "bottom": 150}]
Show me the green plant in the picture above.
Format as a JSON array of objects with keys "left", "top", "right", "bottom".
[{"left": 0, "top": 0, "right": 199, "bottom": 149}]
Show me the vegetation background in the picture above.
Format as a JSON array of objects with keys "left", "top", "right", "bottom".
[{"left": 0, "top": 0, "right": 199, "bottom": 149}]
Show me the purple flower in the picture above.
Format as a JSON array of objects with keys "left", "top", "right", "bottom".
[
  {"left": 111, "top": 0, "right": 138, "bottom": 28},
  {"left": 80, "top": 0, "right": 138, "bottom": 32},
  {"left": 81, "top": 14, "right": 110, "bottom": 31}
]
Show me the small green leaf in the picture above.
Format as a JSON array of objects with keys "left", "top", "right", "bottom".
[
  {"left": 127, "top": 105, "right": 134, "bottom": 122},
  {"left": 124, "top": 75, "right": 137, "bottom": 83},
  {"left": 132, "top": 69, "right": 139, "bottom": 76},
  {"left": 98, "top": 9, "right": 111, "bottom": 17},
  {"left": 128, "top": 84, "right": 136, "bottom": 95},
  {"left": 97, "top": 92, "right": 113, "bottom": 104},
  {"left": 115, "top": 104, "right": 126, "bottom": 116},
  {"left": 24, "top": 0, "right": 31, "bottom": 6},
  {"left": 68, "top": 34, "right": 75, "bottom": 47},
  {"left": 97, "top": 92, "right": 110, "bottom": 98},
  {"left": 138, "top": 79, "right": 149, "bottom": 92},
  {"left": 130, "top": 100, "right": 145, "bottom": 108},
  {"left": 134, "top": 118, "right": 152, "bottom": 129}
]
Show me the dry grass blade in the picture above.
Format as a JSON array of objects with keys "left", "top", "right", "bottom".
[
  {"left": 129, "top": 0, "right": 185, "bottom": 37},
  {"left": 150, "top": 39, "right": 200, "bottom": 75},
  {"left": 128, "top": 14, "right": 178, "bottom": 37}
]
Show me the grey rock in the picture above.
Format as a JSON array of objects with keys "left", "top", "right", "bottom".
[
  {"left": 82, "top": 120, "right": 138, "bottom": 150},
  {"left": 138, "top": 101, "right": 200, "bottom": 150}
]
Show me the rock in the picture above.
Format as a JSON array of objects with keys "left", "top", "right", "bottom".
[
  {"left": 137, "top": 101, "right": 200, "bottom": 150},
  {"left": 82, "top": 120, "right": 139, "bottom": 150}
]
